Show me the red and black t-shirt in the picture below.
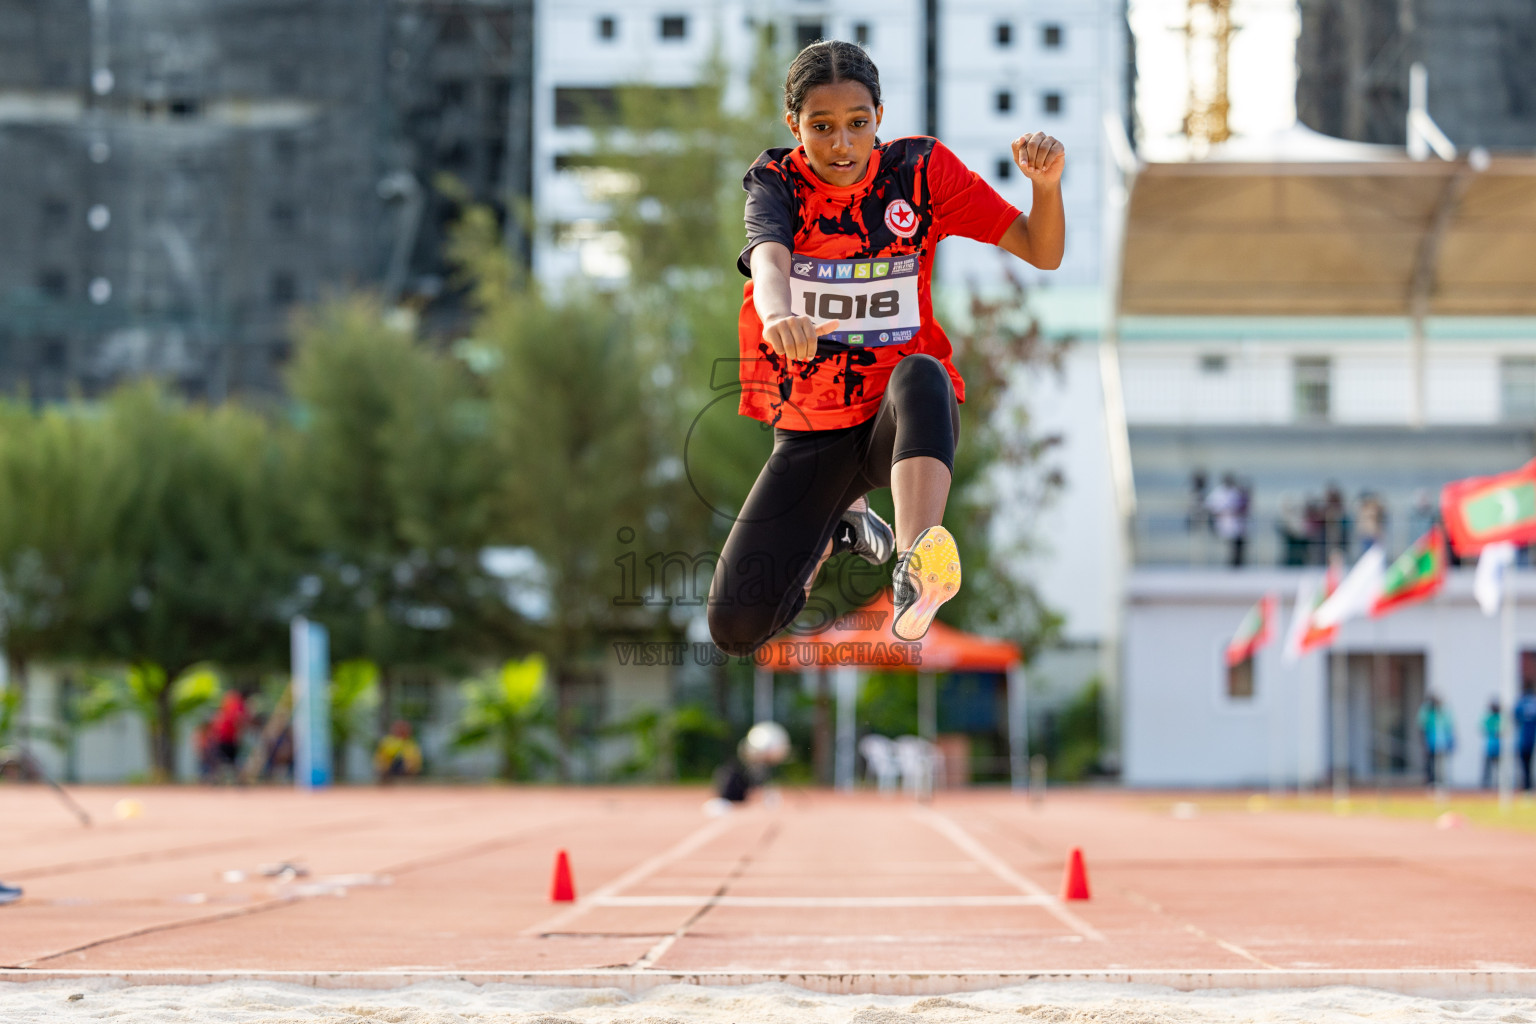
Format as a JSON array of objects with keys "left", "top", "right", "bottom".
[{"left": 736, "top": 136, "right": 1020, "bottom": 430}]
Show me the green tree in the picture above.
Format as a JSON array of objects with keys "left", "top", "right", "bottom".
[
  {"left": 452, "top": 654, "right": 557, "bottom": 780},
  {"left": 329, "top": 658, "right": 381, "bottom": 782},
  {"left": 76, "top": 664, "right": 223, "bottom": 780},
  {"left": 286, "top": 298, "right": 521, "bottom": 708},
  {"left": 448, "top": 209, "right": 665, "bottom": 770},
  {"left": 0, "top": 402, "right": 116, "bottom": 710},
  {"left": 9, "top": 385, "right": 303, "bottom": 779}
]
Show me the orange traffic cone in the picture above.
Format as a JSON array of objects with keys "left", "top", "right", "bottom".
[
  {"left": 550, "top": 849, "right": 576, "bottom": 902},
  {"left": 1060, "top": 846, "right": 1090, "bottom": 901}
]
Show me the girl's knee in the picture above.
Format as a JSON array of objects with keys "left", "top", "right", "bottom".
[
  {"left": 707, "top": 602, "right": 768, "bottom": 659},
  {"left": 892, "top": 353, "right": 952, "bottom": 394}
]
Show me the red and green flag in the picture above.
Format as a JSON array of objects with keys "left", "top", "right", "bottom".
[
  {"left": 1226, "top": 594, "right": 1277, "bottom": 667},
  {"left": 1441, "top": 459, "right": 1536, "bottom": 556},
  {"left": 1284, "top": 563, "right": 1341, "bottom": 663},
  {"left": 1370, "top": 526, "right": 1448, "bottom": 616}
]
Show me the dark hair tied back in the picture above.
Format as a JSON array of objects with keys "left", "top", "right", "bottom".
[{"left": 783, "top": 40, "right": 882, "bottom": 120}]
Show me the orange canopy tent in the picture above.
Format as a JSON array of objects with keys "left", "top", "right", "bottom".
[
  {"left": 755, "top": 590, "right": 1021, "bottom": 672},
  {"left": 753, "top": 591, "right": 1028, "bottom": 790}
]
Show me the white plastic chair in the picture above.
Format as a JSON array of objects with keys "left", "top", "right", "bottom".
[
  {"left": 894, "top": 735, "right": 940, "bottom": 800},
  {"left": 858, "top": 734, "right": 900, "bottom": 793}
]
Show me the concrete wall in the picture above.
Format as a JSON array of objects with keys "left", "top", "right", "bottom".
[
  {"left": 1120, "top": 336, "right": 1536, "bottom": 427},
  {"left": 1124, "top": 568, "right": 1536, "bottom": 789}
]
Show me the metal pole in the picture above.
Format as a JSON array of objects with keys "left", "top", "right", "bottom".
[
  {"left": 1298, "top": 655, "right": 1310, "bottom": 791},
  {"left": 1006, "top": 663, "right": 1029, "bottom": 792},
  {"left": 1331, "top": 648, "right": 1349, "bottom": 801},
  {"left": 834, "top": 666, "right": 857, "bottom": 792},
  {"left": 918, "top": 672, "right": 937, "bottom": 742},
  {"left": 1268, "top": 642, "right": 1282, "bottom": 797},
  {"left": 1501, "top": 567, "right": 1518, "bottom": 811},
  {"left": 753, "top": 666, "right": 774, "bottom": 723}
]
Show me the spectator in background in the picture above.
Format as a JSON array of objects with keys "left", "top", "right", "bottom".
[
  {"left": 375, "top": 720, "right": 423, "bottom": 783},
  {"left": 1187, "top": 470, "right": 1210, "bottom": 534},
  {"left": 1417, "top": 693, "right": 1455, "bottom": 787},
  {"left": 1278, "top": 497, "right": 1311, "bottom": 566},
  {"left": 1322, "top": 484, "right": 1351, "bottom": 559},
  {"left": 1205, "top": 473, "right": 1249, "bottom": 567},
  {"left": 1304, "top": 496, "right": 1327, "bottom": 565},
  {"left": 1408, "top": 488, "right": 1436, "bottom": 540},
  {"left": 208, "top": 691, "right": 248, "bottom": 783},
  {"left": 1483, "top": 699, "right": 1502, "bottom": 790},
  {"left": 1357, "top": 492, "right": 1386, "bottom": 555},
  {"left": 1516, "top": 681, "right": 1536, "bottom": 791}
]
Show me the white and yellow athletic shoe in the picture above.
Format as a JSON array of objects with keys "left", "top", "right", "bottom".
[{"left": 891, "top": 525, "right": 961, "bottom": 641}]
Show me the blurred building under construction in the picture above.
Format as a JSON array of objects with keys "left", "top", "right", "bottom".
[
  {"left": 1296, "top": 0, "right": 1536, "bottom": 148},
  {"left": 0, "top": 0, "right": 533, "bottom": 401}
]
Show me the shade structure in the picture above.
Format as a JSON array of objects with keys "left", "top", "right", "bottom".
[
  {"left": 1120, "top": 152, "right": 1536, "bottom": 317},
  {"left": 754, "top": 591, "right": 1021, "bottom": 672}
]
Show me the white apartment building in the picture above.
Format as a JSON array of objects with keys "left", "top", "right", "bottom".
[
  {"left": 934, "top": 0, "right": 1124, "bottom": 293},
  {"left": 532, "top": 0, "right": 1126, "bottom": 294},
  {"left": 532, "top": 0, "right": 923, "bottom": 283}
]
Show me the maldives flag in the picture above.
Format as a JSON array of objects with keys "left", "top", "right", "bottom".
[
  {"left": 1441, "top": 459, "right": 1536, "bottom": 556},
  {"left": 1371, "top": 526, "right": 1448, "bottom": 616},
  {"left": 1283, "top": 563, "right": 1341, "bottom": 663},
  {"left": 1226, "top": 595, "right": 1277, "bottom": 667}
]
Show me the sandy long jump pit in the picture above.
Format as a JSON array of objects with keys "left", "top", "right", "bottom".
[{"left": 4, "top": 786, "right": 1536, "bottom": 1021}]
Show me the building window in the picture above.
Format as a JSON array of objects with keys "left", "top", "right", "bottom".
[
  {"left": 440, "top": 13, "right": 471, "bottom": 42},
  {"left": 270, "top": 271, "right": 297, "bottom": 306},
  {"left": 995, "top": 158, "right": 1012, "bottom": 181},
  {"left": 795, "top": 20, "right": 823, "bottom": 50},
  {"left": 553, "top": 86, "right": 619, "bottom": 127},
  {"left": 1199, "top": 353, "right": 1228, "bottom": 374},
  {"left": 42, "top": 198, "right": 69, "bottom": 229},
  {"left": 37, "top": 269, "right": 67, "bottom": 300},
  {"left": 1042, "top": 23, "right": 1063, "bottom": 48},
  {"left": 1226, "top": 656, "right": 1255, "bottom": 700},
  {"left": 854, "top": 22, "right": 870, "bottom": 46},
  {"left": 597, "top": 15, "right": 616, "bottom": 40},
  {"left": 1043, "top": 91, "right": 1063, "bottom": 115},
  {"left": 39, "top": 336, "right": 67, "bottom": 371},
  {"left": 995, "top": 22, "right": 1013, "bottom": 46},
  {"left": 1294, "top": 356, "right": 1331, "bottom": 421},
  {"left": 659, "top": 15, "right": 687, "bottom": 40},
  {"left": 996, "top": 90, "right": 1012, "bottom": 113},
  {"left": 1502, "top": 357, "right": 1536, "bottom": 420}
]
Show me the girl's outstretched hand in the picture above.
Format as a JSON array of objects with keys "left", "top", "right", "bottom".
[
  {"left": 762, "top": 314, "right": 841, "bottom": 363},
  {"left": 1012, "top": 132, "right": 1065, "bottom": 187}
]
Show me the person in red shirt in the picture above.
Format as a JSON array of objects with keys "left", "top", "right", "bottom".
[
  {"left": 708, "top": 39, "right": 1065, "bottom": 653},
  {"left": 208, "top": 690, "right": 248, "bottom": 782}
]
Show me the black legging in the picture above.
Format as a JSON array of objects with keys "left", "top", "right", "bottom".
[{"left": 708, "top": 353, "right": 959, "bottom": 657}]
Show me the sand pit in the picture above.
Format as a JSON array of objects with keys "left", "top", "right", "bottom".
[{"left": 5, "top": 979, "right": 1536, "bottom": 1024}]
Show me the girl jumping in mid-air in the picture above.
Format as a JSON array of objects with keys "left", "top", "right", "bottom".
[{"left": 708, "top": 39, "right": 1065, "bottom": 655}]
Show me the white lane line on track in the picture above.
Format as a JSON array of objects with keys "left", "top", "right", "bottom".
[
  {"left": 595, "top": 895, "right": 1056, "bottom": 908},
  {"left": 913, "top": 807, "right": 1106, "bottom": 943},
  {"left": 523, "top": 815, "right": 738, "bottom": 936}
]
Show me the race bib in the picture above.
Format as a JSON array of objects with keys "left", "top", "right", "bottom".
[{"left": 790, "top": 252, "right": 922, "bottom": 347}]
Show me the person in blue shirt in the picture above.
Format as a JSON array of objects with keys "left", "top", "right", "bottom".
[
  {"left": 1515, "top": 681, "right": 1536, "bottom": 791},
  {"left": 1483, "top": 699, "right": 1502, "bottom": 790},
  {"left": 1417, "top": 693, "right": 1455, "bottom": 787}
]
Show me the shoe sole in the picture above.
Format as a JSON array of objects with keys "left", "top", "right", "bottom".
[{"left": 892, "top": 526, "right": 961, "bottom": 641}]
